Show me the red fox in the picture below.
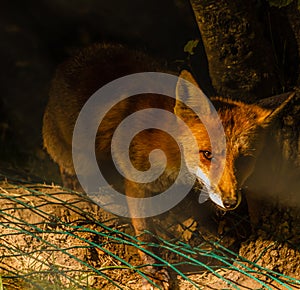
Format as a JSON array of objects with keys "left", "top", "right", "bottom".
[{"left": 43, "top": 43, "right": 297, "bottom": 289}]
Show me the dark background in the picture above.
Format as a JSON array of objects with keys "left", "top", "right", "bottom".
[{"left": 0, "top": 0, "right": 201, "bottom": 182}]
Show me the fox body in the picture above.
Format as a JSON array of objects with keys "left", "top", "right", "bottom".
[{"left": 43, "top": 43, "right": 298, "bottom": 289}]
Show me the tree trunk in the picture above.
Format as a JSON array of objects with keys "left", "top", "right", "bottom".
[{"left": 189, "top": 0, "right": 289, "bottom": 101}]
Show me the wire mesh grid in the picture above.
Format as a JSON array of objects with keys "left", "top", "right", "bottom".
[{"left": 0, "top": 173, "right": 299, "bottom": 290}]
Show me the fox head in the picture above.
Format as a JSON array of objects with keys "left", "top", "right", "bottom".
[{"left": 175, "top": 70, "right": 295, "bottom": 210}]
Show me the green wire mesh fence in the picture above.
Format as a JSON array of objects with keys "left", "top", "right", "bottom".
[{"left": 0, "top": 173, "right": 299, "bottom": 289}]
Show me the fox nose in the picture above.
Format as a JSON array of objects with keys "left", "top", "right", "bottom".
[{"left": 223, "top": 197, "right": 238, "bottom": 209}]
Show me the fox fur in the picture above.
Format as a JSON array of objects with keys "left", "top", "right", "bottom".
[{"left": 43, "top": 42, "right": 298, "bottom": 289}]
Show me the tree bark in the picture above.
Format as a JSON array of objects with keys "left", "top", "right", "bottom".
[{"left": 189, "top": 0, "right": 283, "bottom": 101}]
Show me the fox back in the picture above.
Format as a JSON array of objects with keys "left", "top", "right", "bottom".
[
  {"left": 43, "top": 43, "right": 298, "bottom": 211},
  {"left": 43, "top": 43, "right": 173, "bottom": 181}
]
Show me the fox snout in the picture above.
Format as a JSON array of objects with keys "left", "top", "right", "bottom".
[
  {"left": 201, "top": 167, "right": 242, "bottom": 210},
  {"left": 218, "top": 177, "right": 242, "bottom": 210},
  {"left": 201, "top": 180, "right": 242, "bottom": 211},
  {"left": 222, "top": 190, "right": 241, "bottom": 210},
  {"left": 208, "top": 188, "right": 241, "bottom": 211},
  {"left": 196, "top": 166, "right": 242, "bottom": 210}
]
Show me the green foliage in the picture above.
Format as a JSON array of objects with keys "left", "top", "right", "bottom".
[
  {"left": 268, "top": 0, "right": 300, "bottom": 9},
  {"left": 184, "top": 39, "right": 199, "bottom": 55}
]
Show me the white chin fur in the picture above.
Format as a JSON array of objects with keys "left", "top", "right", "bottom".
[
  {"left": 208, "top": 192, "right": 225, "bottom": 209},
  {"left": 195, "top": 167, "right": 225, "bottom": 209}
]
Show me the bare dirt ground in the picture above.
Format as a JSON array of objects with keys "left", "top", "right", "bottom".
[{"left": 0, "top": 173, "right": 299, "bottom": 290}]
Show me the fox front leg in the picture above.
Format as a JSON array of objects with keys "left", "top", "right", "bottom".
[
  {"left": 125, "top": 181, "right": 170, "bottom": 289},
  {"left": 131, "top": 217, "right": 170, "bottom": 289}
]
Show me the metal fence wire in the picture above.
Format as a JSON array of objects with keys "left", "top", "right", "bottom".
[{"left": 0, "top": 173, "right": 299, "bottom": 290}]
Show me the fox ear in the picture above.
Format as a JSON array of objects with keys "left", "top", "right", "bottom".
[
  {"left": 256, "top": 92, "right": 296, "bottom": 126},
  {"left": 175, "top": 70, "right": 212, "bottom": 117}
]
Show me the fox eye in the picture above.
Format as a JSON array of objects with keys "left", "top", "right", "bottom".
[{"left": 200, "top": 150, "right": 213, "bottom": 161}]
